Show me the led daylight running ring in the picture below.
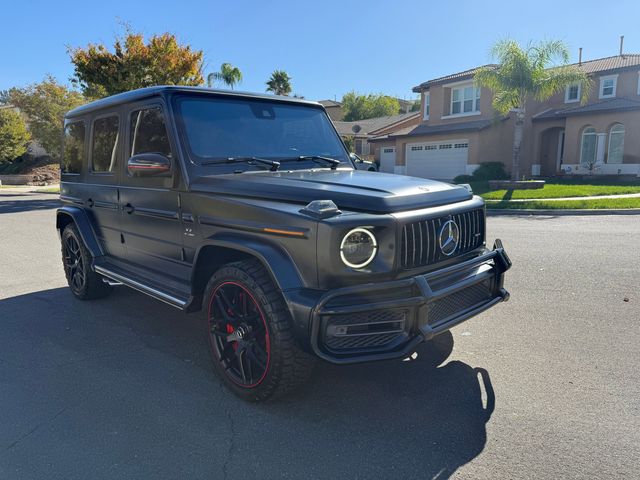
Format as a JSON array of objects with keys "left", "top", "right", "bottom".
[{"left": 339, "top": 228, "right": 378, "bottom": 269}]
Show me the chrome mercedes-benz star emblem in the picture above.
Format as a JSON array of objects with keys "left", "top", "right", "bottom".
[{"left": 438, "top": 219, "right": 460, "bottom": 256}]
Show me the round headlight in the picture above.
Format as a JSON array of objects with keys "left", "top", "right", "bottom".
[{"left": 340, "top": 228, "right": 378, "bottom": 268}]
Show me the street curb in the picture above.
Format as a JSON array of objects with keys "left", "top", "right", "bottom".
[{"left": 488, "top": 208, "right": 640, "bottom": 216}]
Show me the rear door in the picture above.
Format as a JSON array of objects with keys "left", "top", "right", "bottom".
[
  {"left": 85, "top": 112, "right": 125, "bottom": 259},
  {"left": 119, "top": 103, "right": 190, "bottom": 282}
]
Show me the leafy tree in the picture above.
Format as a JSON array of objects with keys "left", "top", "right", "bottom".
[
  {"left": 0, "top": 108, "right": 31, "bottom": 163},
  {"left": 341, "top": 92, "right": 400, "bottom": 121},
  {"left": 475, "top": 39, "right": 590, "bottom": 180},
  {"left": 7, "top": 76, "right": 86, "bottom": 159},
  {"left": 410, "top": 99, "right": 421, "bottom": 112},
  {"left": 342, "top": 135, "right": 355, "bottom": 153},
  {"left": 69, "top": 29, "right": 204, "bottom": 98},
  {"left": 208, "top": 63, "right": 242, "bottom": 89},
  {"left": 266, "top": 70, "right": 292, "bottom": 96}
]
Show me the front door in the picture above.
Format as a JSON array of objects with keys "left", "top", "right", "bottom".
[{"left": 119, "top": 103, "right": 190, "bottom": 282}]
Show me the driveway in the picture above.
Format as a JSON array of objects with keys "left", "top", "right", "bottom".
[{"left": 1, "top": 193, "right": 638, "bottom": 479}]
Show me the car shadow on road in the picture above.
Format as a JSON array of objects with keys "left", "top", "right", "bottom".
[
  {"left": 0, "top": 286, "right": 494, "bottom": 480},
  {"left": 0, "top": 196, "right": 61, "bottom": 214}
]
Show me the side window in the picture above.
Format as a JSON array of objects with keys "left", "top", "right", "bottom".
[
  {"left": 91, "top": 115, "right": 119, "bottom": 173},
  {"left": 129, "top": 107, "right": 172, "bottom": 158},
  {"left": 62, "top": 122, "right": 85, "bottom": 174}
]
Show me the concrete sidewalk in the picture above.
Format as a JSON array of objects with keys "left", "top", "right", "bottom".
[{"left": 485, "top": 192, "right": 640, "bottom": 202}]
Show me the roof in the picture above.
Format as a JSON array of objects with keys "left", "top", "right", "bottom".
[
  {"left": 317, "top": 99, "right": 342, "bottom": 107},
  {"left": 332, "top": 111, "right": 420, "bottom": 137},
  {"left": 533, "top": 97, "right": 640, "bottom": 121},
  {"left": 370, "top": 118, "right": 501, "bottom": 141},
  {"left": 412, "top": 65, "right": 497, "bottom": 92},
  {"left": 66, "top": 86, "right": 322, "bottom": 118},
  {"left": 569, "top": 54, "right": 640, "bottom": 74},
  {"left": 413, "top": 54, "right": 640, "bottom": 92}
]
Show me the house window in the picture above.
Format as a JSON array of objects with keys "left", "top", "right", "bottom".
[
  {"left": 411, "top": 146, "right": 423, "bottom": 151},
  {"left": 423, "top": 93, "right": 430, "bottom": 120},
  {"left": 580, "top": 126, "right": 597, "bottom": 165},
  {"left": 451, "top": 84, "right": 480, "bottom": 115},
  {"left": 599, "top": 75, "right": 617, "bottom": 99},
  {"left": 565, "top": 83, "right": 581, "bottom": 103},
  {"left": 425, "top": 145, "right": 437, "bottom": 150},
  {"left": 91, "top": 115, "right": 119, "bottom": 173},
  {"left": 607, "top": 123, "right": 625, "bottom": 164},
  {"left": 383, "top": 148, "right": 394, "bottom": 153},
  {"left": 439, "top": 144, "right": 452, "bottom": 150},
  {"left": 454, "top": 143, "right": 468, "bottom": 148}
]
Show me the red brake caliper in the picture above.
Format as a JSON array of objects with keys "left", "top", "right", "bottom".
[{"left": 226, "top": 323, "right": 238, "bottom": 351}]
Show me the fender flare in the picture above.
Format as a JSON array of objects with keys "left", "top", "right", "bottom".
[
  {"left": 56, "top": 206, "right": 104, "bottom": 258},
  {"left": 193, "top": 232, "right": 307, "bottom": 292}
]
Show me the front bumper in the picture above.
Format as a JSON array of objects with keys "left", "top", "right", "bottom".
[{"left": 309, "top": 239, "right": 511, "bottom": 364}]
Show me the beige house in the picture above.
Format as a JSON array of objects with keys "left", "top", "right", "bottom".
[{"left": 370, "top": 54, "right": 640, "bottom": 179}]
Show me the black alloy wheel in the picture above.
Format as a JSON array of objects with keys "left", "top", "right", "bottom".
[{"left": 208, "top": 281, "right": 271, "bottom": 388}]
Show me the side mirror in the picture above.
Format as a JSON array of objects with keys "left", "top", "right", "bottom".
[
  {"left": 350, "top": 153, "right": 363, "bottom": 163},
  {"left": 127, "top": 153, "right": 171, "bottom": 177}
]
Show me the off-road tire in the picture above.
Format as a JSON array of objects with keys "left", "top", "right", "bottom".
[
  {"left": 203, "top": 259, "right": 315, "bottom": 401},
  {"left": 61, "top": 224, "right": 112, "bottom": 300}
]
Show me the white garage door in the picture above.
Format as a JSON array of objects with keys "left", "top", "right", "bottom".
[
  {"left": 379, "top": 147, "right": 396, "bottom": 173},
  {"left": 405, "top": 140, "right": 469, "bottom": 180}
]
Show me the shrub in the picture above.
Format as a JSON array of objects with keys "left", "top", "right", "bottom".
[
  {"left": 471, "top": 162, "right": 509, "bottom": 181},
  {"left": 452, "top": 174, "right": 475, "bottom": 183}
]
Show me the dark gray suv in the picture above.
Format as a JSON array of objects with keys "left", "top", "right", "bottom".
[{"left": 57, "top": 86, "right": 511, "bottom": 401}]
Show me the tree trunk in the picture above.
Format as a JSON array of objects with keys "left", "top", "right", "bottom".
[{"left": 511, "top": 109, "right": 525, "bottom": 181}]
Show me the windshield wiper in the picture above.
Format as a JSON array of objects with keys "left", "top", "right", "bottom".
[
  {"left": 201, "top": 156, "right": 280, "bottom": 171},
  {"left": 280, "top": 155, "right": 341, "bottom": 170}
]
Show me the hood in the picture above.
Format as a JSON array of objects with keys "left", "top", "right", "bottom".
[{"left": 189, "top": 169, "right": 473, "bottom": 214}]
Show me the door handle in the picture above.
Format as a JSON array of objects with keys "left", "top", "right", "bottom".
[
  {"left": 87, "top": 198, "right": 94, "bottom": 207},
  {"left": 124, "top": 203, "right": 135, "bottom": 214}
]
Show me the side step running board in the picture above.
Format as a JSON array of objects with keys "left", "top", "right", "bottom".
[{"left": 94, "top": 265, "right": 188, "bottom": 310}]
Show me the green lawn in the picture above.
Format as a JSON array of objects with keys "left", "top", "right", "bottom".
[
  {"left": 34, "top": 186, "right": 60, "bottom": 193},
  {"left": 486, "top": 197, "right": 640, "bottom": 210},
  {"left": 473, "top": 180, "right": 640, "bottom": 200}
]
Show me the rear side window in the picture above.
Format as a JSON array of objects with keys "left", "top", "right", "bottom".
[
  {"left": 62, "top": 122, "right": 85, "bottom": 174},
  {"left": 91, "top": 115, "right": 119, "bottom": 172},
  {"left": 130, "top": 107, "right": 172, "bottom": 158}
]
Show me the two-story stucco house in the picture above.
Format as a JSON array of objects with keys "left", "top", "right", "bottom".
[{"left": 370, "top": 54, "right": 640, "bottom": 179}]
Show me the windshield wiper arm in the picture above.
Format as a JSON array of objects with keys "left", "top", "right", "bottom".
[
  {"left": 201, "top": 157, "right": 280, "bottom": 171},
  {"left": 280, "top": 155, "right": 341, "bottom": 169}
]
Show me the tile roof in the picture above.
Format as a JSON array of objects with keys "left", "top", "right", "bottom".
[
  {"left": 533, "top": 97, "right": 640, "bottom": 120},
  {"left": 333, "top": 111, "right": 420, "bottom": 137},
  {"left": 318, "top": 99, "right": 342, "bottom": 107},
  {"left": 412, "top": 65, "right": 497, "bottom": 92},
  {"left": 371, "top": 118, "right": 501, "bottom": 140},
  {"left": 413, "top": 54, "right": 640, "bottom": 92}
]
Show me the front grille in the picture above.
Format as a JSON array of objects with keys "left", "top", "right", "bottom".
[
  {"left": 322, "top": 309, "right": 408, "bottom": 352},
  {"left": 400, "top": 208, "right": 485, "bottom": 269},
  {"left": 426, "top": 279, "right": 494, "bottom": 326}
]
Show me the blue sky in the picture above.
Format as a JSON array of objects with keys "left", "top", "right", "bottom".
[{"left": 2, "top": 0, "right": 639, "bottom": 101}]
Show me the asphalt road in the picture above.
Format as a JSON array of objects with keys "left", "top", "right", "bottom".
[{"left": 1, "top": 193, "right": 638, "bottom": 480}]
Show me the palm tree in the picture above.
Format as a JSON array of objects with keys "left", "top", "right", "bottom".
[
  {"left": 207, "top": 63, "right": 242, "bottom": 89},
  {"left": 475, "top": 40, "right": 591, "bottom": 180},
  {"left": 266, "top": 70, "right": 292, "bottom": 96}
]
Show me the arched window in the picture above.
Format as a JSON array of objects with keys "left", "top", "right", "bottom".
[
  {"left": 580, "top": 126, "right": 597, "bottom": 165},
  {"left": 607, "top": 123, "right": 625, "bottom": 164}
]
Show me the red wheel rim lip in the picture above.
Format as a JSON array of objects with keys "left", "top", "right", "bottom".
[{"left": 207, "top": 281, "right": 271, "bottom": 388}]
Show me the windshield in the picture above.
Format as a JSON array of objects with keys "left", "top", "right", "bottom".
[{"left": 174, "top": 94, "right": 351, "bottom": 171}]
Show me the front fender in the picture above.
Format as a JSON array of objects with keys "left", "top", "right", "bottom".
[
  {"left": 56, "top": 206, "right": 103, "bottom": 258},
  {"left": 194, "top": 232, "right": 307, "bottom": 292}
]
